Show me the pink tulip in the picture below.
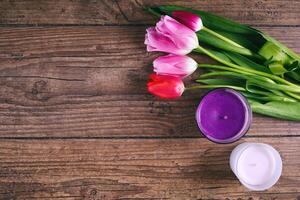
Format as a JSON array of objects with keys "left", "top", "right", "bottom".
[
  {"left": 172, "top": 10, "right": 203, "bottom": 32},
  {"left": 145, "top": 16, "right": 199, "bottom": 55},
  {"left": 153, "top": 54, "right": 198, "bottom": 78}
]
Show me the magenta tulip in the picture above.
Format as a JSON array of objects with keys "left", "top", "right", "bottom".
[
  {"left": 153, "top": 54, "right": 198, "bottom": 78},
  {"left": 172, "top": 10, "right": 203, "bottom": 32},
  {"left": 145, "top": 16, "right": 199, "bottom": 55}
]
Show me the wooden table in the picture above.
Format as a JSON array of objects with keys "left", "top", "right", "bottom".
[{"left": 0, "top": 1, "right": 299, "bottom": 199}]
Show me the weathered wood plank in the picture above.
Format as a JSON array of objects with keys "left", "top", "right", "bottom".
[
  {"left": 0, "top": 26, "right": 299, "bottom": 137},
  {"left": 0, "top": 138, "right": 299, "bottom": 199},
  {"left": 0, "top": 0, "right": 300, "bottom": 26},
  {"left": 1, "top": 93, "right": 299, "bottom": 138}
]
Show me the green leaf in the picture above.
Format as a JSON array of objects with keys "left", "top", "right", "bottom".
[
  {"left": 248, "top": 100, "right": 300, "bottom": 121},
  {"left": 198, "top": 71, "right": 288, "bottom": 98},
  {"left": 242, "top": 92, "right": 296, "bottom": 103},
  {"left": 245, "top": 79, "right": 286, "bottom": 97},
  {"left": 198, "top": 69, "right": 300, "bottom": 93},
  {"left": 196, "top": 78, "right": 294, "bottom": 102},
  {"left": 198, "top": 63, "right": 300, "bottom": 88},
  {"left": 200, "top": 48, "right": 233, "bottom": 63},
  {"left": 287, "top": 70, "right": 300, "bottom": 82},
  {"left": 244, "top": 76, "right": 299, "bottom": 92},
  {"left": 246, "top": 81, "right": 276, "bottom": 95},
  {"left": 284, "top": 61, "right": 300, "bottom": 82},
  {"left": 267, "top": 60, "right": 300, "bottom": 82},
  {"left": 215, "top": 30, "right": 260, "bottom": 51},
  {"left": 223, "top": 51, "right": 270, "bottom": 73},
  {"left": 261, "top": 34, "right": 300, "bottom": 62},
  {"left": 197, "top": 76, "right": 297, "bottom": 103},
  {"left": 268, "top": 62, "right": 288, "bottom": 75},
  {"left": 197, "top": 29, "right": 254, "bottom": 56},
  {"left": 196, "top": 78, "right": 244, "bottom": 87},
  {"left": 258, "top": 41, "right": 291, "bottom": 64}
]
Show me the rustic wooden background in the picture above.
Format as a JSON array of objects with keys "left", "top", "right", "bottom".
[{"left": 0, "top": 0, "right": 299, "bottom": 199}]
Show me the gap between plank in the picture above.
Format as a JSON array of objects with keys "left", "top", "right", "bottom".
[
  {"left": 0, "top": 24, "right": 299, "bottom": 28},
  {"left": 0, "top": 135, "right": 299, "bottom": 140}
]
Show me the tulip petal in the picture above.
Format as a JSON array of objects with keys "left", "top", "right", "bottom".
[
  {"left": 172, "top": 10, "right": 203, "bottom": 32},
  {"left": 153, "top": 54, "right": 198, "bottom": 78}
]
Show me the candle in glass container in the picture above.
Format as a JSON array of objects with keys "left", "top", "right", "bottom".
[
  {"left": 230, "top": 142, "right": 282, "bottom": 191},
  {"left": 196, "top": 88, "right": 252, "bottom": 143}
]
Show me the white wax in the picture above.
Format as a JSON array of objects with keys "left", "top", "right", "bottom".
[
  {"left": 230, "top": 142, "right": 282, "bottom": 191},
  {"left": 237, "top": 145, "right": 275, "bottom": 186}
]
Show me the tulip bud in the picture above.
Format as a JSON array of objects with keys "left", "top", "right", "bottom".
[
  {"left": 145, "top": 16, "right": 199, "bottom": 55},
  {"left": 147, "top": 73, "right": 185, "bottom": 99},
  {"left": 153, "top": 54, "right": 198, "bottom": 78},
  {"left": 172, "top": 10, "right": 203, "bottom": 32}
]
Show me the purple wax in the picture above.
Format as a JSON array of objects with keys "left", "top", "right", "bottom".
[{"left": 196, "top": 88, "right": 252, "bottom": 143}]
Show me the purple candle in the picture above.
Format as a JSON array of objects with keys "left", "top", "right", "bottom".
[{"left": 196, "top": 88, "right": 252, "bottom": 143}]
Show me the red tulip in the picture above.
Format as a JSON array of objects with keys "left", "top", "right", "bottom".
[{"left": 147, "top": 74, "right": 185, "bottom": 99}]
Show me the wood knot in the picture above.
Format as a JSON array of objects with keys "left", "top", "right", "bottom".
[
  {"left": 26, "top": 80, "right": 50, "bottom": 101},
  {"left": 33, "top": 80, "right": 47, "bottom": 91},
  {"left": 89, "top": 188, "right": 97, "bottom": 196},
  {"left": 83, "top": 188, "right": 115, "bottom": 200}
]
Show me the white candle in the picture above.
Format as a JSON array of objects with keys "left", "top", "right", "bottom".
[{"left": 230, "top": 142, "right": 282, "bottom": 191}]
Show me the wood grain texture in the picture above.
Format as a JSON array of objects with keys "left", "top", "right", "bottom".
[
  {"left": 0, "top": 138, "right": 299, "bottom": 200},
  {"left": 1, "top": 1, "right": 299, "bottom": 199},
  {"left": 0, "top": 0, "right": 300, "bottom": 26},
  {"left": 0, "top": 26, "right": 299, "bottom": 137}
]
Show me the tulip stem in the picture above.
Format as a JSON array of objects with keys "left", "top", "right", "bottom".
[
  {"left": 195, "top": 45, "right": 300, "bottom": 88},
  {"left": 201, "top": 26, "right": 245, "bottom": 48},
  {"left": 146, "top": 7, "right": 162, "bottom": 18},
  {"left": 199, "top": 26, "right": 262, "bottom": 58},
  {"left": 186, "top": 85, "right": 246, "bottom": 91},
  {"left": 285, "top": 91, "right": 300, "bottom": 101}
]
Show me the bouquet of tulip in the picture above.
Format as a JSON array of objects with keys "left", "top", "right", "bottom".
[{"left": 145, "top": 5, "right": 300, "bottom": 121}]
